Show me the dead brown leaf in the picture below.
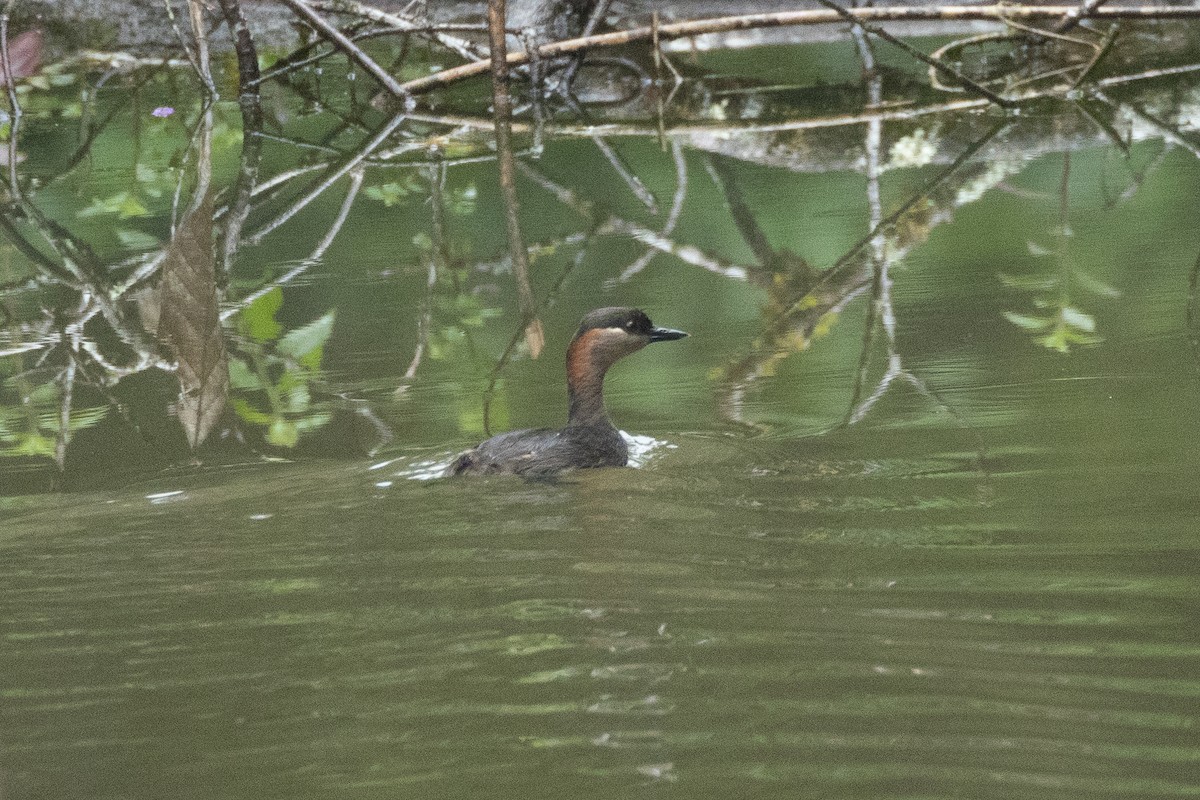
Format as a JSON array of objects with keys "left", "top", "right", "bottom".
[
  {"left": 0, "top": 29, "right": 43, "bottom": 83},
  {"left": 524, "top": 317, "right": 545, "bottom": 360},
  {"left": 158, "top": 192, "right": 229, "bottom": 450}
]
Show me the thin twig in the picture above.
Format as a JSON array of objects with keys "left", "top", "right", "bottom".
[
  {"left": 1189, "top": 246, "right": 1200, "bottom": 370},
  {"left": 479, "top": 227, "right": 594, "bottom": 438},
  {"left": 217, "top": 0, "right": 263, "bottom": 281},
  {"left": 1071, "top": 23, "right": 1119, "bottom": 88},
  {"left": 487, "top": 0, "right": 543, "bottom": 386},
  {"left": 276, "top": 0, "right": 413, "bottom": 102},
  {"left": 621, "top": 139, "right": 687, "bottom": 281},
  {"left": 244, "top": 113, "right": 407, "bottom": 246},
  {"left": 592, "top": 136, "right": 657, "bottom": 213},
  {"left": 815, "top": 0, "right": 1013, "bottom": 107},
  {"left": 396, "top": 168, "right": 441, "bottom": 395},
  {"left": 187, "top": 0, "right": 218, "bottom": 97},
  {"left": 1056, "top": 0, "right": 1112, "bottom": 33},
  {"left": 223, "top": 168, "right": 364, "bottom": 320},
  {"left": 309, "top": 0, "right": 486, "bottom": 61},
  {"left": 0, "top": 2, "right": 23, "bottom": 198},
  {"left": 54, "top": 356, "right": 76, "bottom": 472},
  {"left": 561, "top": 0, "right": 613, "bottom": 90}
]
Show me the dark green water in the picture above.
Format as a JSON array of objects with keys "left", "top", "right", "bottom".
[{"left": 3, "top": 28, "right": 1200, "bottom": 800}]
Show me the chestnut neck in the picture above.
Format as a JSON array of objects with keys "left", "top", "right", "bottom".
[{"left": 565, "top": 332, "right": 614, "bottom": 428}]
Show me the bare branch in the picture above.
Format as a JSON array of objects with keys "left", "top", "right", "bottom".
[
  {"left": 488, "top": 0, "right": 543, "bottom": 379},
  {"left": 398, "top": 4, "right": 1200, "bottom": 96},
  {"left": 276, "top": 0, "right": 413, "bottom": 102}
]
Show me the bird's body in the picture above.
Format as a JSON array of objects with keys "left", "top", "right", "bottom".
[{"left": 448, "top": 307, "right": 687, "bottom": 477}]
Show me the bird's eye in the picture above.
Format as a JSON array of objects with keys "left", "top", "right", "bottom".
[{"left": 626, "top": 320, "right": 636, "bottom": 330}]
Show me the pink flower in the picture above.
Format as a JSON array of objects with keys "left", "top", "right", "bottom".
[{"left": 151, "top": 106, "right": 175, "bottom": 118}]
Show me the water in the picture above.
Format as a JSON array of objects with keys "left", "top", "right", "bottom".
[{"left": 3, "top": 22, "right": 1200, "bottom": 800}]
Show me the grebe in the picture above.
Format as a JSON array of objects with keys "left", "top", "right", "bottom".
[{"left": 448, "top": 307, "right": 687, "bottom": 476}]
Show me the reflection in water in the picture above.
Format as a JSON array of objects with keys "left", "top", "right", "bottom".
[{"left": 2, "top": 3, "right": 1200, "bottom": 799}]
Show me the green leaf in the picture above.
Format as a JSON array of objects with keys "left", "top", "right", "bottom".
[
  {"left": 232, "top": 397, "right": 274, "bottom": 425},
  {"left": 267, "top": 418, "right": 299, "bottom": 447},
  {"left": 1003, "top": 311, "right": 1052, "bottom": 331},
  {"left": 116, "top": 229, "right": 161, "bottom": 251},
  {"left": 294, "top": 412, "right": 331, "bottom": 431},
  {"left": 1073, "top": 269, "right": 1121, "bottom": 298},
  {"left": 78, "top": 192, "right": 150, "bottom": 219},
  {"left": 278, "top": 310, "right": 336, "bottom": 370},
  {"left": 998, "top": 272, "right": 1056, "bottom": 291},
  {"left": 364, "top": 181, "right": 413, "bottom": 207},
  {"left": 280, "top": 381, "right": 311, "bottom": 414},
  {"left": 3, "top": 432, "right": 55, "bottom": 458},
  {"left": 241, "top": 287, "right": 283, "bottom": 342},
  {"left": 1060, "top": 307, "right": 1096, "bottom": 332},
  {"left": 118, "top": 194, "right": 151, "bottom": 219},
  {"left": 229, "top": 357, "right": 263, "bottom": 391},
  {"left": 1037, "top": 324, "right": 1103, "bottom": 353}
]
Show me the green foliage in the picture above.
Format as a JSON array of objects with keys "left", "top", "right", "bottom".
[
  {"left": 78, "top": 191, "right": 151, "bottom": 219},
  {"left": 115, "top": 228, "right": 161, "bottom": 251},
  {"left": 364, "top": 176, "right": 421, "bottom": 206},
  {"left": 0, "top": 379, "right": 108, "bottom": 459},
  {"left": 278, "top": 310, "right": 336, "bottom": 371},
  {"left": 230, "top": 292, "right": 337, "bottom": 448},
  {"left": 1000, "top": 236, "right": 1118, "bottom": 354}
]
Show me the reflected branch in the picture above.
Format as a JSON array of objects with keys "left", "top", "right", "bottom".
[
  {"left": 1189, "top": 247, "right": 1200, "bottom": 370},
  {"left": 54, "top": 355, "right": 76, "bottom": 472},
  {"left": 1092, "top": 89, "right": 1200, "bottom": 160},
  {"left": 216, "top": 0, "right": 264, "bottom": 280},
  {"left": 0, "top": 1, "right": 24, "bottom": 199},
  {"left": 518, "top": 158, "right": 749, "bottom": 281},
  {"left": 244, "top": 113, "right": 407, "bottom": 247},
  {"left": 489, "top": 0, "right": 544, "bottom": 374},
  {"left": 705, "top": 155, "right": 773, "bottom": 271},
  {"left": 593, "top": 136, "right": 658, "bottom": 213},
  {"left": 717, "top": 118, "right": 1012, "bottom": 428},
  {"left": 846, "top": 19, "right": 887, "bottom": 419},
  {"left": 276, "top": 0, "right": 413, "bottom": 102},
  {"left": 621, "top": 140, "right": 687, "bottom": 282},
  {"left": 223, "top": 167, "right": 364, "bottom": 321},
  {"left": 396, "top": 166, "right": 444, "bottom": 396}
]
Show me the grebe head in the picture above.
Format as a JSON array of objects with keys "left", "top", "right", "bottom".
[
  {"left": 570, "top": 307, "right": 688, "bottom": 365},
  {"left": 565, "top": 308, "right": 687, "bottom": 426}
]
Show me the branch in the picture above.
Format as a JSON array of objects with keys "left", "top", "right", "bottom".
[
  {"left": 0, "top": 3, "right": 23, "bottom": 199},
  {"left": 397, "top": 4, "right": 1200, "bottom": 96},
  {"left": 276, "top": 0, "right": 413, "bottom": 102},
  {"left": 309, "top": 0, "right": 486, "bottom": 62},
  {"left": 488, "top": 0, "right": 543, "bottom": 373},
  {"left": 216, "top": 0, "right": 263, "bottom": 279}
]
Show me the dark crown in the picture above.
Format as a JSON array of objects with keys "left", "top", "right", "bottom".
[{"left": 576, "top": 307, "right": 655, "bottom": 336}]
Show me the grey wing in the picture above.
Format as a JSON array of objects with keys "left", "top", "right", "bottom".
[{"left": 447, "top": 429, "right": 560, "bottom": 476}]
